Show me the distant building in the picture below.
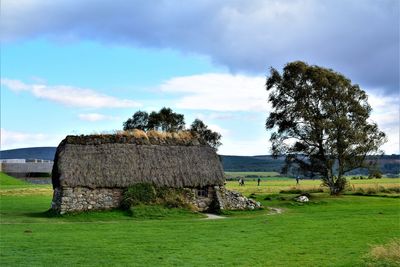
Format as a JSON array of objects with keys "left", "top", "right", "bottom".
[
  {"left": 0, "top": 159, "right": 53, "bottom": 177},
  {"left": 0, "top": 159, "right": 26, "bottom": 163}
]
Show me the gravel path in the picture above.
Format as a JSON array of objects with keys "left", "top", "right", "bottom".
[{"left": 203, "top": 213, "right": 226, "bottom": 220}]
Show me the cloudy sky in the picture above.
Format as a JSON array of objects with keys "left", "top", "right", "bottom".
[{"left": 1, "top": 0, "right": 399, "bottom": 155}]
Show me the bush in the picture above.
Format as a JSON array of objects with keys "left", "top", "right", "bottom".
[
  {"left": 156, "top": 186, "right": 193, "bottom": 209},
  {"left": 121, "top": 183, "right": 156, "bottom": 209},
  {"left": 366, "top": 188, "right": 377, "bottom": 195},
  {"left": 369, "top": 170, "right": 383, "bottom": 179},
  {"left": 121, "top": 184, "right": 196, "bottom": 210}
]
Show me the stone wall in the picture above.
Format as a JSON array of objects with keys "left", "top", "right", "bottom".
[
  {"left": 52, "top": 187, "right": 123, "bottom": 214},
  {"left": 215, "top": 186, "right": 261, "bottom": 210},
  {"left": 52, "top": 185, "right": 260, "bottom": 214},
  {"left": 185, "top": 186, "right": 216, "bottom": 211}
]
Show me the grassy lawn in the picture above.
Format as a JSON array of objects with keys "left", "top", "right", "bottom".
[
  {"left": 1, "top": 173, "right": 399, "bottom": 266},
  {"left": 226, "top": 175, "right": 400, "bottom": 195}
]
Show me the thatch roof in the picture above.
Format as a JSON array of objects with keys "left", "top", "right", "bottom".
[{"left": 52, "top": 133, "right": 224, "bottom": 189}]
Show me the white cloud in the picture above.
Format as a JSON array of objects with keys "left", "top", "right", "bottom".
[
  {"left": 218, "top": 137, "right": 271, "bottom": 156},
  {"left": 207, "top": 124, "right": 230, "bottom": 137},
  {"left": 0, "top": 128, "right": 64, "bottom": 150},
  {"left": 194, "top": 112, "right": 236, "bottom": 121},
  {"left": 380, "top": 127, "right": 399, "bottom": 155},
  {"left": 1, "top": 79, "right": 31, "bottom": 91},
  {"left": 368, "top": 92, "right": 399, "bottom": 154},
  {"left": 78, "top": 113, "right": 120, "bottom": 122},
  {"left": 159, "top": 73, "right": 268, "bottom": 112},
  {"left": 1, "top": 78, "right": 141, "bottom": 109}
]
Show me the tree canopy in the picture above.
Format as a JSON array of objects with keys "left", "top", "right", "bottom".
[
  {"left": 123, "top": 107, "right": 184, "bottom": 132},
  {"left": 122, "top": 108, "right": 222, "bottom": 150},
  {"left": 150, "top": 107, "right": 185, "bottom": 132},
  {"left": 190, "top": 119, "right": 222, "bottom": 151},
  {"left": 123, "top": 110, "right": 149, "bottom": 131},
  {"left": 266, "top": 61, "right": 386, "bottom": 195}
]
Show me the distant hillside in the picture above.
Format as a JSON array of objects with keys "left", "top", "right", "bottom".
[
  {"left": 222, "top": 154, "right": 399, "bottom": 176},
  {"left": 221, "top": 155, "right": 285, "bottom": 172},
  {"left": 0, "top": 147, "right": 57, "bottom": 161},
  {"left": 1, "top": 147, "right": 398, "bottom": 175}
]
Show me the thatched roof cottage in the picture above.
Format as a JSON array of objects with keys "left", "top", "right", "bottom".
[{"left": 51, "top": 132, "right": 260, "bottom": 214}]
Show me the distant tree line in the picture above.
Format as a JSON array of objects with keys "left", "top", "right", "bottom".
[
  {"left": 222, "top": 155, "right": 398, "bottom": 176},
  {"left": 123, "top": 107, "right": 222, "bottom": 150}
]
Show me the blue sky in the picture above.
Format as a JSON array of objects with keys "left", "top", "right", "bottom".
[{"left": 1, "top": 0, "right": 399, "bottom": 155}]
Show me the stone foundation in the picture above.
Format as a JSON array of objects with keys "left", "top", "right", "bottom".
[
  {"left": 52, "top": 185, "right": 261, "bottom": 214},
  {"left": 51, "top": 187, "right": 123, "bottom": 214}
]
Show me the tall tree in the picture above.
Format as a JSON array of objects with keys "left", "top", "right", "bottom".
[
  {"left": 157, "top": 107, "right": 185, "bottom": 132},
  {"left": 266, "top": 61, "right": 386, "bottom": 195},
  {"left": 123, "top": 107, "right": 185, "bottom": 132},
  {"left": 190, "top": 119, "right": 222, "bottom": 151},
  {"left": 147, "top": 111, "right": 161, "bottom": 131},
  {"left": 123, "top": 111, "right": 149, "bottom": 131}
]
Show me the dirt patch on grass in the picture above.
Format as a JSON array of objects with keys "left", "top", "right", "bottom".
[
  {"left": 267, "top": 207, "right": 284, "bottom": 215},
  {"left": 203, "top": 213, "right": 226, "bottom": 220}
]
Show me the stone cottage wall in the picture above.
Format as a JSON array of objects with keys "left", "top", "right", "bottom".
[
  {"left": 51, "top": 186, "right": 216, "bottom": 214},
  {"left": 185, "top": 186, "right": 216, "bottom": 211},
  {"left": 51, "top": 187, "right": 123, "bottom": 214},
  {"left": 51, "top": 185, "right": 260, "bottom": 214}
]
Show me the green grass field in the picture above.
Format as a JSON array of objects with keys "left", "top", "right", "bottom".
[
  {"left": 225, "top": 177, "right": 400, "bottom": 195},
  {"left": 1, "top": 172, "right": 399, "bottom": 266}
]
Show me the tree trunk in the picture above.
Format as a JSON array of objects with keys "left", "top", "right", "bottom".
[
  {"left": 323, "top": 173, "right": 347, "bottom": 195},
  {"left": 328, "top": 175, "right": 347, "bottom": 195}
]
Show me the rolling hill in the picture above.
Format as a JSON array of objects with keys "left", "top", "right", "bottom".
[{"left": 1, "top": 147, "right": 398, "bottom": 175}]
